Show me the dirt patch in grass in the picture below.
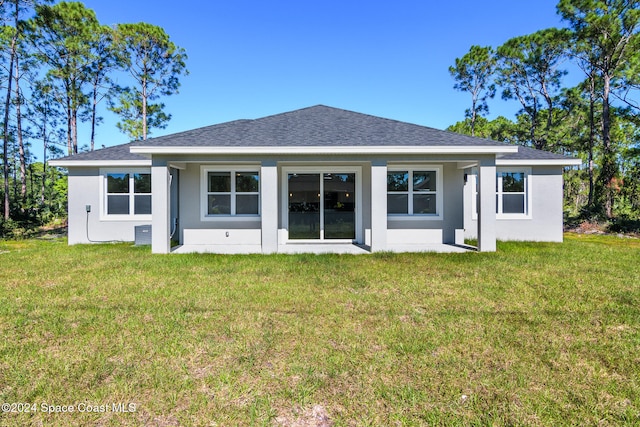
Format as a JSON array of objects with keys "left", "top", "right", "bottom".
[{"left": 275, "top": 404, "right": 333, "bottom": 427}]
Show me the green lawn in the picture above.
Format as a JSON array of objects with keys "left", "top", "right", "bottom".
[{"left": 0, "top": 234, "right": 639, "bottom": 426}]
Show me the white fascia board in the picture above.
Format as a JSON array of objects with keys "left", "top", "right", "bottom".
[
  {"left": 129, "top": 145, "right": 519, "bottom": 155},
  {"left": 48, "top": 159, "right": 152, "bottom": 167},
  {"left": 496, "top": 158, "right": 582, "bottom": 166}
]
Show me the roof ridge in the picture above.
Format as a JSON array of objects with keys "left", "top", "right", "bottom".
[{"left": 278, "top": 105, "right": 515, "bottom": 147}]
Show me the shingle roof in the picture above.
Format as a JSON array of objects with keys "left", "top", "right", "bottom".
[
  {"left": 52, "top": 142, "right": 148, "bottom": 162},
  {"left": 131, "top": 105, "right": 509, "bottom": 148},
  {"left": 50, "top": 105, "right": 580, "bottom": 164},
  {"left": 498, "top": 145, "right": 576, "bottom": 161}
]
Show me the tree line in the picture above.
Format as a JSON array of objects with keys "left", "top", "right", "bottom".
[
  {"left": 449, "top": 0, "right": 640, "bottom": 221},
  {"left": 0, "top": 0, "right": 187, "bottom": 231}
]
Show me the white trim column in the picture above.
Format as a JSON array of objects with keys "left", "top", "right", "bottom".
[
  {"left": 261, "top": 160, "right": 278, "bottom": 254},
  {"left": 477, "top": 157, "right": 496, "bottom": 252},
  {"left": 151, "top": 160, "right": 171, "bottom": 254},
  {"left": 370, "top": 160, "right": 387, "bottom": 252}
]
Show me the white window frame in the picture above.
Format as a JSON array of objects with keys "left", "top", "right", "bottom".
[
  {"left": 470, "top": 167, "right": 532, "bottom": 220},
  {"left": 100, "top": 168, "right": 152, "bottom": 221},
  {"left": 200, "top": 165, "right": 261, "bottom": 221},
  {"left": 496, "top": 167, "right": 532, "bottom": 219},
  {"left": 386, "top": 165, "right": 443, "bottom": 220}
]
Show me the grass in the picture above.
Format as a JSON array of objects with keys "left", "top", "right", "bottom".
[{"left": 0, "top": 234, "right": 639, "bottom": 426}]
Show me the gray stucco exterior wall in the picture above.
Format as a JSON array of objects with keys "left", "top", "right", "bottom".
[
  {"left": 464, "top": 165, "right": 565, "bottom": 242},
  {"left": 67, "top": 168, "right": 152, "bottom": 244}
]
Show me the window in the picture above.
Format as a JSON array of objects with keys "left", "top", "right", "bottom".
[
  {"left": 387, "top": 168, "right": 441, "bottom": 216},
  {"left": 497, "top": 170, "right": 527, "bottom": 216},
  {"left": 470, "top": 168, "right": 531, "bottom": 218},
  {"left": 103, "top": 170, "right": 151, "bottom": 217},
  {"left": 203, "top": 168, "right": 259, "bottom": 217}
]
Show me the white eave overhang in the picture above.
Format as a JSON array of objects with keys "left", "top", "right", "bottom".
[
  {"left": 48, "top": 159, "right": 152, "bottom": 167},
  {"left": 128, "top": 145, "right": 520, "bottom": 155},
  {"left": 496, "top": 158, "right": 583, "bottom": 166}
]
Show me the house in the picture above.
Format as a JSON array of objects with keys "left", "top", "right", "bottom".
[{"left": 49, "top": 105, "right": 581, "bottom": 254}]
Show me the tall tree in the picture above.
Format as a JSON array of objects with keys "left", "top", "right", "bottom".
[
  {"left": 112, "top": 22, "right": 187, "bottom": 140},
  {"left": 566, "top": 70, "right": 601, "bottom": 207},
  {"left": 29, "top": 1, "right": 99, "bottom": 155},
  {"left": 14, "top": 52, "right": 25, "bottom": 200},
  {"left": 496, "top": 28, "right": 570, "bottom": 151},
  {"left": 1, "top": 0, "right": 39, "bottom": 220},
  {"left": 13, "top": 20, "right": 40, "bottom": 205},
  {"left": 86, "top": 24, "right": 121, "bottom": 151},
  {"left": 27, "top": 78, "right": 62, "bottom": 205},
  {"left": 558, "top": 0, "right": 640, "bottom": 217},
  {"left": 1, "top": 2, "right": 18, "bottom": 220},
  {"left": 449, "top": 45, "right": 496, "bottom": 136}
]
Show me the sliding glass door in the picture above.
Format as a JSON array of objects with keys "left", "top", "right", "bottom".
[{"left": 288, "top": 172, "right": 356, "bottom": 240}]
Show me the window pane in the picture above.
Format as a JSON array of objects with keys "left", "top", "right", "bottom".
[
  {"left": 501, "top": 172, "right": 525, "bottom": 192},
  {"left": 107, "top": 195, "right": 129, "bottom": 214},
  {"left": 107, "top": 173, "right": 129, "bottom": 193},
  {"left": 503, "top": 194, "right": 525, "bottom": 214},
  {"left": 413, "top": 194, "right": 436, "bottom": 214},
  {"left": 236, "top": 172, "right": 259, "bottom": 192},
  {"left": 387, "top": 171, "right": 408, "bottom": 191},
  {"left": 207, "top": 195, "right": 230, "bottom": 215},
  {"left": 413, "top": 171, "right": 436, "bottom": 192},
  {"left": 236, "top": 195, "right": 259, "bottom": 214},
  {"left": 134, "top": 195, "right": 152, "bottom": 215},
  {"left": 134, "top": 173, "right": 151, "bottom": 193},
  {"left": 208, "top": 172, "right": 231, "bottom": 192},
  {"left": 387, "top": 194, "right": 408, "bottom": 214}
]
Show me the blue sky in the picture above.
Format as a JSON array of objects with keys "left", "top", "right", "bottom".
[{"left": 77, "top": 0, "right": 569, "bottom": 151}]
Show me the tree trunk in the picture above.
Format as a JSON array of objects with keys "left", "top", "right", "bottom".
[
  {"left": 2, "top": 34, "right": 16, "bottom": 221},
  {"left": 66, "top": 95, "right": 72, "bottom": 155},
  {"left": 530, "top": 111, "right": 538, "bottom": 149},
  {"left": 41, "top": 107, "right": 48, "bottom": 206},
  {"left": 470, "top": 99, "right": 476, "bottom": 137},
  {"left": 470, "top": 112, "right": 476, "bottom": 137},
  {"left": 12, "top": 158, "right": 17, "bottom": 202},
  {"left": 587, "top": 75, "right": 596, "bottom": 208},
  {"left": 90, "top": 78, "right": 98, "bottom": 151},
  {"left": 71, "top": 109, "right": 78, "bottom": 154},
  {"left": 601, "top": 73, "right": 614, "bottom": 218},
  {"left": 544, "top": 94, "right": 553, "bottom": 152},
  {"left": 15, "top": 56, "right": 26, "bottom": 203},
  {"left": 142, "top": 77, "right": 147, "bottom": 140}
]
